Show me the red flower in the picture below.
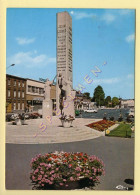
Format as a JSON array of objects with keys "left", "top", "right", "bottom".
[
  {"left": 69, "top": 164, "right": 72, "bottom": 168},
  {"left": 48, "top": 158, "right": 52, "bottom": 161},
  {"left": 79, "top": 152, "right": 83, "bottom": 157}
]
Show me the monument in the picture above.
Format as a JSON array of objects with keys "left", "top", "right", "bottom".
[
  {"left": 42, "top": 11, "right": 75, "bottom": 119},
  {"left": 42, "top": 79, "right": 53, "bottom": 119},
  {"left": 56, "top": 11, "right": 75, "bottom": 117}
]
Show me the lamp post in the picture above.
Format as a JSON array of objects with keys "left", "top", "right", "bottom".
[
  {"left": 99, "top": 94, "right": 102, "bottom": 108},
  {"left": 6, "top": 64, "right": 15, "bottom": 70}
]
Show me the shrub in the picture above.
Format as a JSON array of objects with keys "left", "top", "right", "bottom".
[{"left": 30, "top": 151, "right": 105, "bottom": 189}]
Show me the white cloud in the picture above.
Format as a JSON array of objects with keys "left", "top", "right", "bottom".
[
  {"left": 101, "top": 13, "right": 116, "bottom": 24},
  {"left": 70, "top": 11, "right": 96, "bottom": 20},
  {"left": 7, "top": 51, "right": 56, "bottom": 68},
  {"left": 16, "top": 37, "right": 35, "bottom": 45},
  {"left": 93, "top": 77, "right": 121, "bottom": 84},
  {"left": 127, "top": 74, "right": 134, "bottom": 79},
  {"left": 126, "top": 33, "right": 135, "bottom": 43},
  {"left": 70, "top": 11, "right": 74, "bottom": 15},
  {"left": 119, "top": 9, "right": 133, "bottom": 15}
]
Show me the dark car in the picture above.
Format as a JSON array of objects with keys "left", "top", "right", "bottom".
[
  {"left": 6, "top": 114, "right": 13, "bottom": 122},
  {"left": 29, "top": 113, "right": 42, "bottom": 119}
]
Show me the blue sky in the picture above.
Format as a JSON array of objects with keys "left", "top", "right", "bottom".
[{"left": 6, "top": 8, "right": 135, "bottom": 99}]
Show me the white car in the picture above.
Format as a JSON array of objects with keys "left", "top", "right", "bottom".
[{"left": 84, "top": 109, "right": 97, "bottom": 113}]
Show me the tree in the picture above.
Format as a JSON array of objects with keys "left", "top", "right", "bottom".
[
  {"left": 105, "top": 96, "right": 111, "bottom": 107},
  {"left": 83, "top": 92, "right": 90, "bottom": 99},
  {"left": 112, "top": 97, "right": 119, "bottom": 107},
  {"left": 92, "top": 85, "right": 105, "bottom": 106}
]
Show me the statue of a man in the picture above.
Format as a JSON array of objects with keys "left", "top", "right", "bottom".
[{"left": 44, "top": 78, "right": 52, "bottom": 100}]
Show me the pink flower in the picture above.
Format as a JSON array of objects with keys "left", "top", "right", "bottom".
[
  {"left": 32, "top": 176, "right": 36, "bottom": 180},
  {"left": 49, "top": 181, "right": 53, "bottom": 185},
  {"left": 40, "top": 171, "right": 44, "bottom": 174},
  {"left": 76, "top": 173, "right": 80, "bottom": 177},
  {"left": 59, "top": 183, "right": 63, "bottom": 186},
  {"left": 63, "top": 179, "right": 66, "bottom": 182},
  {"left": 41, "top": 183, "right": 44, "bottom": 186},
  {"left": 75, "top": 167, "right": 81, "bottom": 171},
  {"left": 34, "top": 168, "right": 39, "bottom": 173},
  {"left": 56, "top": 168, "right": 59, "bottom": 171},
  {"left": 38, "top": 175, "right": 42, "bottom": 180},
  {"left": 65, "top": 184, "right": 68, "bottom": 187},
  {"left": 47, "top": 164, "right": 51, "bottom": 168},
  {"left": 90, "top": 177, "right": 93, "bottom": 180},
  {"left": 70, "top": 177, "right": 74, "bottom": 181}
]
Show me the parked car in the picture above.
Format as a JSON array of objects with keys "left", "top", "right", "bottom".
[
  {"left": 24, "top": 113, "right": 30, "bottom": 120},
  {"left": 10, "top": 113, "right": 19, "bottom": 120},
  {"left": 29, "top": 113, "right": 42, "bottom": 119},
  {"left": 84, "top": 109, "right": 97, "bottom": 113},
  {"left": 6, "top": 114, "right": 13, "bottom": 122}
]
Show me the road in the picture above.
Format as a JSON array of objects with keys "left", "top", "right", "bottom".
[
  {"left": 6, "top": 136, "right": 134, "bottom": 190},
  {"left": 78, "top": 108, "right": 130, "bottom": 121}
]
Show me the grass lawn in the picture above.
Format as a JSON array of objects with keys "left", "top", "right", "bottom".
[{"left": 107, "top": 123, "right": 132, "bottom": 138}]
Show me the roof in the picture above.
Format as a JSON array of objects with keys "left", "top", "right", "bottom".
[
  {"left": 6, "top": 74, "right": 26, "bottom": 80},
  {"left": 26, "top": 78, "right": 45, "bottom": 84}
]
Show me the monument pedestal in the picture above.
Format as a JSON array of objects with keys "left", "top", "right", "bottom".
[
  {"left": 43, "top": 99, "right": 52, "bottom": 119},
  {"left": 63, "top": 91, "right": 76, "bottom": 117},
  {"left": 63, "top": 99, "right": 75, "bottom": 117}
]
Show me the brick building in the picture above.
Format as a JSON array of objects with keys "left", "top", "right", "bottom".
[
  {"left": 6, "top": 74, "right": 26, "bottom": 113},
  {"left": 6, "top": 75, "right": 56, "bottom": 113}
]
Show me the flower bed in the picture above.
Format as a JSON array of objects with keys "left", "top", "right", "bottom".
[
  {"left": 86, "top": 120, "right": 115, "bottom": 131},
  {"left": 30, "top": 151, "right": 105, "bottom": 190}
]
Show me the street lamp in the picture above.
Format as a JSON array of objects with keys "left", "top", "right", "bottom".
[
  {"left": 6, "top": 64, "right": 15, "bottom": 70},
  {"left": 99, "top": 94, "right": 102, "bottom": 108}
]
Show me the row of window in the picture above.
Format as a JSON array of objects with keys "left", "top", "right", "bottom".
[
  {"left": 13, "top": 102, "right": 24, "bottom": 110},
  {"left": 7, "top": 79, "right": 25, "bottom": 87},
  {"left": 28, "top": 86, "right": 44, "bottom": 94},
  {"left": 8, "top": 90, "right": 25, "bottom": 98}
]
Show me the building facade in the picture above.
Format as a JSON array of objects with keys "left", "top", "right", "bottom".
[
  {"left": 26, "top": 79, "right": 56, "bottom": 112},
  {"left": 6, "top": 74, "right": 26, "bottom": 113},
  {"left": 26, "top": 79, "right": 45, "bottom": 112},
  {"left": 120, "top": 99, "right": 134, "bottom": 109},
  {"left": 74, "top": 91, "right": 96, "bottom": 110}
]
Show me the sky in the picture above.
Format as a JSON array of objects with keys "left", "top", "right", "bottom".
[{"left": 6, "top": 8, "right": 135, "bottom": 99}]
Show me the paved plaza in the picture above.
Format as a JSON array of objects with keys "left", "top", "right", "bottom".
[{"left": 6, "top": 117, "right": 105, "bottom": 144}]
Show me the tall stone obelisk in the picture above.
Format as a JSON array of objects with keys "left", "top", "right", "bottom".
[{"left": 56, "top": 11, "right": 75, "bottom": 116}]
